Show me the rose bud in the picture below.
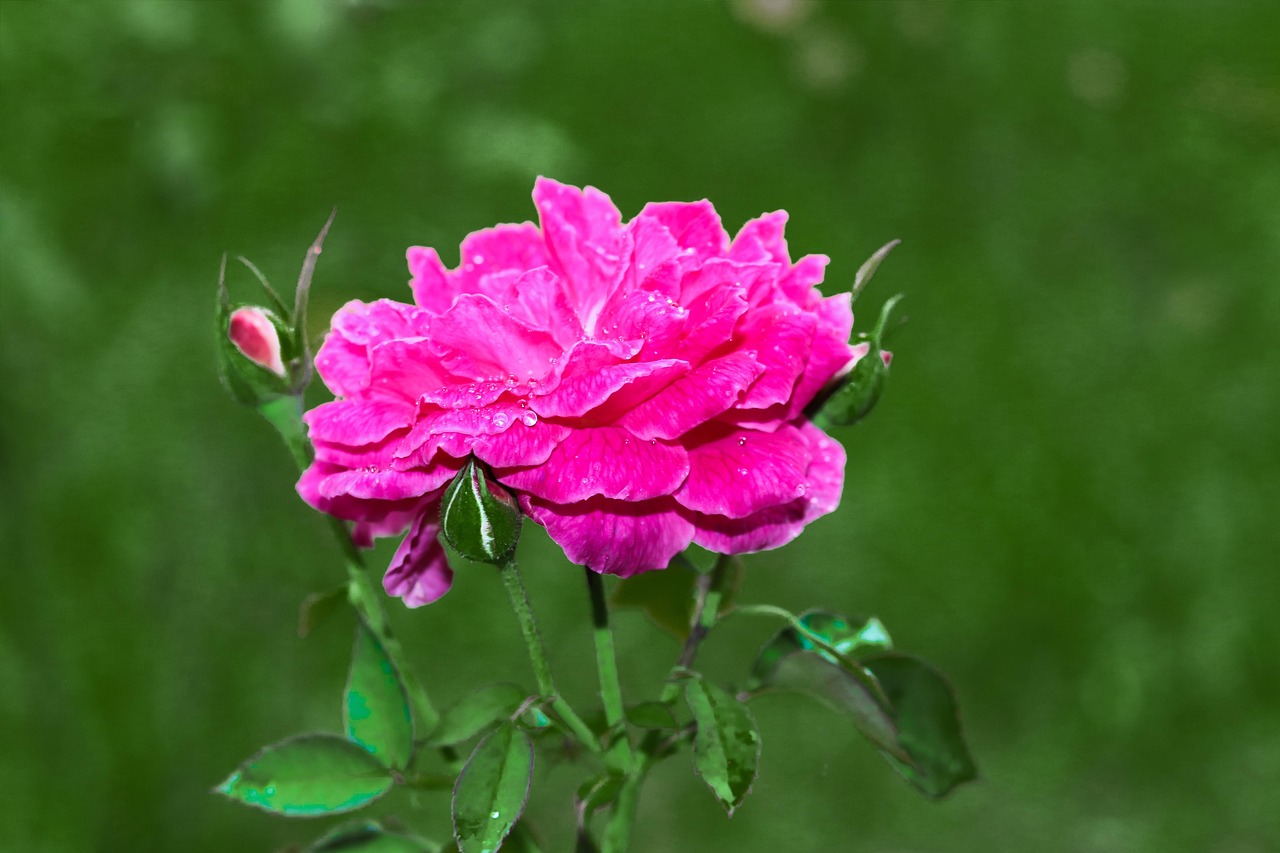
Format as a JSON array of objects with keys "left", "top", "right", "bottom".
[
  {"left": 440, "top": 458, "right": 522, "bottom": 566},
  {"left": 228, "top": 306, "right": 287, "bottom": 377}
]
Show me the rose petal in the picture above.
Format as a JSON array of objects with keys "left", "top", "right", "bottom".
[
  {"left": 636, "top": 200, "right": 728, "bottom": 264},
  {"left": 304, "top": 399, "right": 415, "bottom": 447},
  {"left": 533, "top": 177, "right": 627, "bottom": 330},
  {"left": 523, "top": 496, "right": 695, "bottom": 577},
  {"left": 499, "top": 427, "right": 689, "bottom": 503},
  {"left": 689, "top": 420, "right": 844, "bottom": 553},
  {"left": 384, "top": 508, "right": 454, "bottom": 607},
  {"left": 618, "top": 351, "right": 765, "bottom": 441},
  {"left": 675, "top": 424, "right": 812, "bottom": 519},
  {"left": 788, "top": 292, "right": 856, "bottom": 418}
]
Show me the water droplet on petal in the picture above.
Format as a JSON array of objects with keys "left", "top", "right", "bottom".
[
  {"left": 522, "top": 411, "right": 538, "bottom": 427},
  {"left": 738, "top": 437, "right": 746, "bottom": 446},
  {"left": 473, "top": 254, "right": 485, "bottom": 265}
]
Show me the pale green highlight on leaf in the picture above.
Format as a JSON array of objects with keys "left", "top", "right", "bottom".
[
  {"left": 345, "top": 620, "right": 415, "bottom": 769},
  {"left": 214, "top": 733, "right": 392, "bottom": 817}
]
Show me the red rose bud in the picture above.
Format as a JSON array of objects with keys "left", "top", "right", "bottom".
[{"left": 228, "top": 307, "right": 286, "bottom": 377}]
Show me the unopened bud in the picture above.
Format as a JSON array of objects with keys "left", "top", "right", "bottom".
[
  {"left": 228, "top": 306, "right": 286, "bottom": 377},
  {"left": 440, "top": 458, "right": 522, "bottom": 565}
]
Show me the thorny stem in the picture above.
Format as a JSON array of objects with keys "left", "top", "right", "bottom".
[
  {"left": 499, "top": 561, "right": 604, "bottom": 757},
  {"left": 586, "top": 569, "right": 633, "bottom": 771}
]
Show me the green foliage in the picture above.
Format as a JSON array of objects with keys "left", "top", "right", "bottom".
[
  {"left": 298, "top": 584, "right": 349, "bottom": 638},
  {"left": 309, "top": 819, "right": 442, "bottom": 852},
  {"left": 612, "top": 555, "right": 741, "bottom": 640},
  {"left": 751, "top": 609, "right": 892, "bottom": 686},
  {"left": 685, "top": 675, "right": 762, "bottom": 816},
  {"left": 862, "top": 654, "right": 978, "bottom": 799},
  {"left": 345, "top": 620, "right": 415, "bottom": 769},
  {"left": 424, "top": 683, "right": 528, "bottom": 747},
  {"left": 214, "top": 734, "right": 393, "bottom": 817},
  {"left": 452, "top": 722, "right": 535, "bottom": 853},
  {"left": 440, "top": 458, "right": 522, "bottom": 566}
]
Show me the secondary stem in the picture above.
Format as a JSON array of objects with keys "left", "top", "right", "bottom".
[
  {"left": 603, "top": 554, "right": 735, "bottom": 853},
  {"left": 585, "top": 569, "right": 633, "bottom": 771},
  {"left": 260, "top": 395, "right": 441, "bottom": 734},
  {"left": 498, "top": 561, "right": 603, "bottom": 756}
]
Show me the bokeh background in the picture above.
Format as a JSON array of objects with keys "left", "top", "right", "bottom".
[{"left": 3, "top": 1, "right": 1278, "bottom": 851}]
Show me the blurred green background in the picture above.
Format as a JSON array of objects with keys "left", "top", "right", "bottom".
[{"left": 3, "top": 0, "right": 1278, "bottom": 850}]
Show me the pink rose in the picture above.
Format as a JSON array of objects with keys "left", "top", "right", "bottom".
[{"left": 299, "top": 178, "right": 867, "bottom": 606}]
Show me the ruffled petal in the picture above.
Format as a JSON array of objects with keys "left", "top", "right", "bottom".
[
  {"left": 532, "top": 177, "right": 626, "bottom": 328},
  {"left": 733, "top": 305, "right": 816, "bottom": 410},
  {"left": 618, "top": 352, "right": 765, "bottom": 441},
  {"left": 499, "top": 427, "right": 688, "bottom": 503},
  {"left": 636, "top": 200, "right": 729, "bottom": 264},
  {"left": 523, "top": 496, "right": 695, "bottom": 577},
  {"left": 689, "top": 420, "right": 844, "bottom": 553},
  {"left": 304, "top": 399, "right": 415, "bottom": 447},
  {"left": 429, "top": 293, "right": 563, "bottom": 382},
  {"left": 788, "top": 292, "right": 856, "bottom": 417},
  {"left": 675, "top": 424, "right": 811, "bottom": 519}
]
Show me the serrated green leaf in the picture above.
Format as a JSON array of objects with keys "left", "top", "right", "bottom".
[
  {"left": 684, "top": 675, "right": 760, "bottom": 816},
  {"left": 215, "top": 733, "right": 392, "bottom": 817},
  {"left": 625, "top": 702, "right": 677, "bottom": 731},
  {"left": 862, "top": 653, "right": 978, "bottom": 798},
  {"left": 452, "top": 722, "right": 534, "bottom": 853},
  {"left": 345, "top": 620, "right": 414, "bottom": 769},
  {"left": 299, "top": 583, "right": 348, "bottom": 638},
  {"left": 766, "top": 651, "right": 907, "bottom": 763},
  {"left": 612, "top": 557, "right": 741, "bottom": 641},
  {"left": 425, "top": 683, "right": 527, "bottom": 747},
  {"left": 309, "top": 818, "right": 441, "bottom": 852}
]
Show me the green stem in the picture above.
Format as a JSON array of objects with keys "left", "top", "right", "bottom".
[
  {"left": 498, "top": 561, "right": 603, "bottom": 756},
  {"left": 586, "top": 569, "right": 633, "bottom": 771},
  {"left": 259, "top": 396, "right": 443, "bottom": 736},
  {"left": 602, "top": 554, "right": 735, "bottom": 852}
]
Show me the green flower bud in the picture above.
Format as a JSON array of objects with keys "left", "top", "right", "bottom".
[{"left": 440, "top": 458, "right": 522, "bottom": 566}]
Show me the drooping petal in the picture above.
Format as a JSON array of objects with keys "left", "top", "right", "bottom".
[
  {"left": 384, "top": 508, "right": 454, "bottom": 607},
  {"left": 498, "top": 427, "right": 689, "bottom": 503},
  {"left": 618, "top": 351, "right": 765, "bottom": 441},
  {"left": 675, "top": 424, "right": 811, "bottom": 519},
  {"left": 523, "top": 496, "right": 695, "bottom": 577}
]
